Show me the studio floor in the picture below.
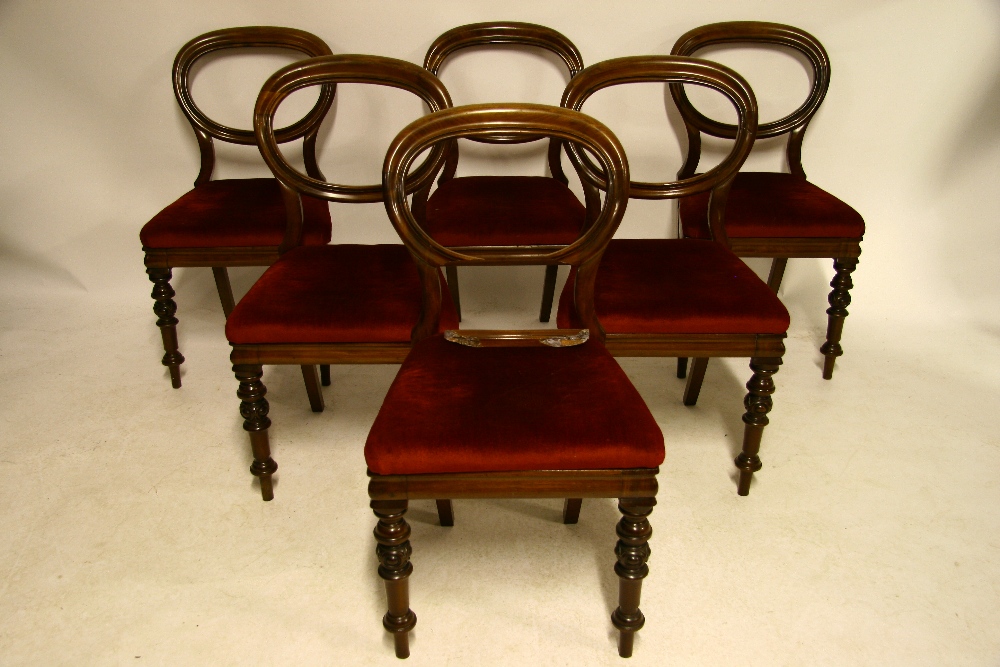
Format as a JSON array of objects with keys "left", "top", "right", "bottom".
[{"left": 0, "top": 262, "right": 998, "bottom": 666}]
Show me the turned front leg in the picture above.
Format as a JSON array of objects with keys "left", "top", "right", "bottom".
[
  {"left": 147, "top": 267, "right": 184, "bottom": 388},
  {"left": 611, "top": 498, "right": 654, "bottom": 658},
  {"left": 372, "top": 500, "right": 416, "bottom": 659},
  {"left": 234, "top": 364, "right": 276, "bottom": 501},
  {"left": 819, "top": 257, "right": 858, "bottom": 380},
  {"left": 736, "top": 357, "right": 781, "bottom": 496}
]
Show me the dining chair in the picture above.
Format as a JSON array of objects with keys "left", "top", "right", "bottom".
[
  {"left": 369, "top": 102, "right": 661, "bottom": 658},
  {"left": 671, "top": 21, "right": 864, "bottom": 380},
  {"left": 226, "top": 54, "right": 455, "bottom": 501},
  {"left": 141, "top": 27, "right": 334, "bottom": 403},
  {"left": 556, "top": 55, "right": 788, "bottom": 496},
  {"left": 421, "top": 22, "right": 587, "bottom": 322}
]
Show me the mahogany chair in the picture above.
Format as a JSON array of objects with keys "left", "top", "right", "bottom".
[
  {"left": 421, "top": 22, "right": 587, "bottom": 322},
  {"left": 368, "top": 103, "right": 662, "bottom": 658},
  {"left": 671, "top": 22, "right": 864, "bottom": 380},
  {"left": 226, "top": 55, "right": 455, "bottom": 501},
  {"left": 556, "top": 56, "right": 788, "bottom": 496},
  {"left": 141, "top": 27, "right": 334, "bottom": 402}
]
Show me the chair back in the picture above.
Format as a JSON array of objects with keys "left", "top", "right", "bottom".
[
  {"left": 423, "top": 22, "right": 585, "bottom": 185},
  {"left": 173, "top": 27, "right": 335, "bottom": 185},
  {"left": 670, "top": 21, "right": 830, "bottom": 179},
  {"left": 254, "top": 55, "right": 453, "bottom": 251},
  {"left": 383, "top": 104, "right": 629, "bottom": 343},
  {"left": 562, "top": 55, "right": 757, "bottom": 246}
]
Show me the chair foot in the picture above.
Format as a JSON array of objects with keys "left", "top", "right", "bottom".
[
  {"left": 234, "top": 364, "right": 276, "bottom": 501},
  {"left": 676, "top": 357, "right": 688, "bottom": 379},
  {"left": 320, "top": 364, "right": 331, "bottom": 386},
  {"left": 539, "top": 264, "right": 559, "bottom": 322},
  {"left": 682, "top": 357, "right": 709, "bottom": 406},
  {"left": 736, "top": 357, "right": 781, "bottom": 496},
  {"left": 300, "top": 365, "right": 325, "bottom": 412},
  {"left": 373, "top": 500, "right": 416, "bottom": 658},
  {"left": 211, "top": 266, "right": 236, "bottom": 317},
  {"left": 445, "top": 265, "right": 462, "bottom": 322},
  {"left": 819, "top": 257, "right": 858, "bottom": 380},
  {"left": 435, "top": 499, "right": 454, "bottom": 526},
  {"left": 563, "top": 498, "right": 582, "bottom": 524},
  {"left": 612, "top": 498, "right": 653, "bottom": 657},
  {"left": 147, "top": 267, "right": 185, "bottom": 388}
]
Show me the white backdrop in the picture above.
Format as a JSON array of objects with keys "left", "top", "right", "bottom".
[{"left": 1, "top": 0, "right": 998, "bottom": 331}]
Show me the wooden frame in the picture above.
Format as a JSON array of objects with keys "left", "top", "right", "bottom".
[
  {"left": 671, "top": 21, "right": 863, "bottom": 380},
  {"left": 561, "top": 55, "right": 786, "bottom": 496},
  {"left": 143, "top": 27, "right": 334, "bottom": 391},
  {"left": 230, "top": 54, "right": 453, "bottom": 501}
]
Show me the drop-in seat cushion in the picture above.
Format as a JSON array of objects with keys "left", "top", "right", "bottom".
[
  {"left": 140, "top": 178, "right": 332, "bottom": 248},
  {"left": 226, "top": 244, "right": 458, "bottom": 344},
  {"left": 365, "top": 335, "right": 664, "bottom": 475},
  {"left": 557, "top": 239, "right": 790, "bottom": 335},
  {"left": 424, "top": 176, "right": 587, "bottom": 246},
  {"left": 679, "top": 172, "right": 865, "bottom": 240}
]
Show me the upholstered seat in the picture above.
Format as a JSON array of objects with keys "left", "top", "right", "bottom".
[
  {"left": 365, "top": 334, "right": 664, "bottom": 475},
  {"left": 140, "top": 178, "right": 331, "bottom": 248},
  {"left": 226, "top": 244, "right": 457, "bottom": 344},
  {"left": 678, "top": 172, "right": 865, "bottom": 240},
  {"left": 557, "top": 239, "right": 790, "bottom": 335},
  {"left": 424, "top": 176, "right": 586, "bottom": 246}
]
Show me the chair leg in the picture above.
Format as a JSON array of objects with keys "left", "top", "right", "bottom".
[
  {"left": 682, "top": 357, "right": 709, "bottom": 406},
  {"left": 320, "top": 364, "right": 331, "bottom": 386},
  {"left": 146, "top": 267, "right": 185, "bottom": 388},
  {"left": 300, "top": 365, "right": 325, "bottom": 413},
  {"left": 445, "top": 265, "right": 462, "bottom": 322},
  {"left": 563, "top": 498, "right": 582, "bottom": 524},
  {"left": 676, "top": 357, "right": 688, "bottom": 379},
  {"left": 819, "top": 257, "right": 858, "bottom": 380},
  {"left": 435, "top": 499, "right": 454, "bottom": 527},
  {"left": 766, "top": 257, "right": 788, "bottom": 293},
  {"left": 735, "top": 357, "right": 781, "bottom": 496},
  {"left": 372, "top": 500, "right": 416, "bottom": 659},
  {"left": 234, "top": 364, "right": 276, "bottom": 501},
  {"left": 211, "top": 266, "right": 236, "bottom": 317},
  {"left": 611, "top": 498, "right": 653, "bottom": 658},
  {"left": 539, "top": 264, "right": 559, "bottom": 323}
]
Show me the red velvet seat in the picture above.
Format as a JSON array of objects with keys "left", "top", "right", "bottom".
[
  {"left": 557, "top": 239, "right": 790, "bottom": 335},
  {"left": 140, "top": 178, "right": 331, "bottom": 249},
  {"left": 365, "top": 335, "right": 664, "bottom": 475},
  {"left": 678, "top": 172, "right": 865, "bottom": 240},
  {"left": 226, "top": 245, "right": 457, "bottom": 344},
  {"left": 425, "top": 176, "right": 586, "bottom": 246}
]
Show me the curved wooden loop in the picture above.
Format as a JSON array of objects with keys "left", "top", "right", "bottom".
[
  {"left": 562, "top": 56, "right": 757, "bottom": 200},
  {"left": 173, "top": 27, "right": 335, "bottom": 146},
  {"left": 255, "top": 55, "right": 453, "bottom": 203},
  {"left": 384, "top": 103, "right": 628, "bottom": 266},
  {"left": 669, "top": 21, "right": 829, "bottom": 141}
]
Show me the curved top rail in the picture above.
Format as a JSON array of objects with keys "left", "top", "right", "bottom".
[
  {"left": 424, "top": 21, "right": 583, "bottom": 78},
  {"left": 255, "top": 54, "right": 453, "bottom": 204},
  {"left": 174, "top": 26, "right": 335, "bottom": 146}
]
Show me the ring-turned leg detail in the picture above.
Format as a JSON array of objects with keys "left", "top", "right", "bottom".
[
  {"left": 147, "top": 267, "right": 184, "bottom": 388},
  {"left": 234, "top": 364, "right": 276, "bottom": 501},
  {"left": 819, "top": 257, "right": 858, "bottom": 380},
  {"left": 612, "top": 498, "right": 654, "bottom": 658},
  {"left": 373, "top": 500, "right": 416, "bottom": 659},
  {"left": 736, "top": 356, "right": 781, "bottom": 496}
]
